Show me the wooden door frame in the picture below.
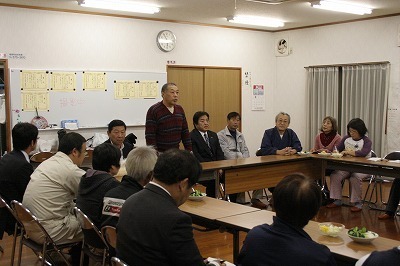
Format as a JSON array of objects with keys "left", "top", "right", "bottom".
[
  {"left": 166, "top": 65, "right": 242, "bottom": 131},
  {"left": 0, "top": 59, "right": 10, "bottom": 152}
]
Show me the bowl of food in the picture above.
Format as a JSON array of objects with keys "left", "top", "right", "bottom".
[
  {"left": 297, "top": 151, "right": 311, "bottom": 156},
  {"left": 318, "top": 151, "right": 331, "bottom": 156},
  {"left": 189, "top": 189, "right": 207, "bottom": 201},
  {"left": 318, "top": 222, "right": 345, "bottom": 237},
  {"left": 331, "top": 153, "right": 343, "bottom": 158},
  {"left": 348, "top": 227, "right": 379, "bottom": 243}
]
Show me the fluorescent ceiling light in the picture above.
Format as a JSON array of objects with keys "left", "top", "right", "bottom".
[
  {"left": 227, "top": 16, "right": 284, "bottom": 28},
  {"left": 77, "top": 0, "right": 160, "bottom": 14},
  {"left": 310, "top": 0, "right": 372, "bottom": 15}
]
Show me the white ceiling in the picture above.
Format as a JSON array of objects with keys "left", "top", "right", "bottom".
[{"left": 1, "top": 0, "right": 400, "bottom": 31}]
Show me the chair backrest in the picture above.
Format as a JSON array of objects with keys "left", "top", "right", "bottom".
[
  {"left": 11, "top": 200, "right": 51, "bottom": 243},
  {"left": 30, "top": 151, "right": 54, "bottom": 163},
  {"left": 101, "top": 226, "right": 117, "bottom": 249},
  {"left": 111, "top": 257, "right": 129, "bottom": 266},
  {"left": 74, "top": 207, "right": 108, "bottom": 250},
  {"left": 0, "top": 195, "right": 17, "bottom": 219},
  {"left": 384, "top": 151, "right": 400, "bottom": 160},
  {"left": 371, "top": 150, "right": 377, "bottom": 158}
]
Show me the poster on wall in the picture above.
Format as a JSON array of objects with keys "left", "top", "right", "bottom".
[
  {"left": 243, "top": 71, "right": 252, "bottom": 89},
  {"left": 252, "top": 84, "right": 265, "bottom": 111}
]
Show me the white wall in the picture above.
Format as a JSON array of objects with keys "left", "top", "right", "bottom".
[
  {"left": 0, "top": 6, "right": 275, "bottom": 153},
  {"left": 1, "top": 6, "right": 399, "bottom": 155},
  {"left": 274, "top": 16, "right": 400, "bottom": 155}
]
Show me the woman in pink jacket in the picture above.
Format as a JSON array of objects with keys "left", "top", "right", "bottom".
[{"left": 312, "top": 116, "right": 341, "bottom": 153}]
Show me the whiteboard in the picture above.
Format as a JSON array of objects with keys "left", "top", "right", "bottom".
[{"left": 9, "top": 69, "right": 165, "bottom": 128}]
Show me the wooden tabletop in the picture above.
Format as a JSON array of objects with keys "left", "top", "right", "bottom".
[
  {"left": 217, "top": 210, "right": 400, "bottom": 260},
  {"left": 179, "top": 197, "right": 260, "bottom": 220},
  {"left": 200, "top": 155, "right": 312, "bottom": 171}
]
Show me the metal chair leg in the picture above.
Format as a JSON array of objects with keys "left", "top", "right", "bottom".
[
  {"left": 368, "top": 179, "right": 386, "bottom": 211},
  {"left": 17, "top": 228, "right": 24, "bottom": 266},
  {"left": 10, "top": 222, "right": 18, "bottom": 266},
  {"left": 80, "top": 241, "right": 85, "bottom": 266}
]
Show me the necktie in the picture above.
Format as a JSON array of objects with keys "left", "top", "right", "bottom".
[{"left": 204, "top": 133, "right": 210, "bottom": 148}]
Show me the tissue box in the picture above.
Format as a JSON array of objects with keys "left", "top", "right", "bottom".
[{"left": 61, "top": 119, "right": 79, "bottom": 129}]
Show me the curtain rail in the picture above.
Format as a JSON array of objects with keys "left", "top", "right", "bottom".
[{"left": 305, "top": 61, "right": 390, "bottom": 69}]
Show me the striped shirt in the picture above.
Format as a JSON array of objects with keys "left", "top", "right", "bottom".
[{"left": 145, "top": 101, "right": 192, "bottom": 152}]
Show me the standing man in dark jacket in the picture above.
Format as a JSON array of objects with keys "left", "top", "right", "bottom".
[{"left": 0, "top": 123, "right": 38, "bottom": 239}]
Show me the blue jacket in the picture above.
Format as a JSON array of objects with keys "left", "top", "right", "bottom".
[
  {"left": 238, "top": 216, "right": 336, "bottom": 266},
  {"left": 259, "top": 127, "right": 302, "bottom": 155}
]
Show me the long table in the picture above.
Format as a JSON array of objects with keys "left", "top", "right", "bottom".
[
  {"left": 181, "top": 197, "right": 400, "bottom": 264},
  {"left": 200, "top": 154, "right": 400, "bottom": 196},
  {"left": 217, "top": 210, "right": 400, "bottom": 264}
]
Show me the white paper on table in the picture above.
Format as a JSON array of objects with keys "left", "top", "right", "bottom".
[
  {"left": 206, "top": 257, "right": 235, "bottom": 266},
  {"left": 367, "top": 157, "right": 382, "bottom": 161},
  {"left": 388, "top": 160, "right": 400, "bottom": 163}
]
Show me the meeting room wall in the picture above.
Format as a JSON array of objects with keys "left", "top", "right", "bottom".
[
  {"left": 2, "top": 6, "right": 399, "bottom": 155},
  {"left": 273, "top": 15, "right": 400, "bottom": 155},
  {"left": 0, "top": 6, "right": 275, "bottom": 153}
]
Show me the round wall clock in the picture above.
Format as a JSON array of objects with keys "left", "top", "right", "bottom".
[{"left": 156, "top": 30, "right": 176, "bottom": 52}]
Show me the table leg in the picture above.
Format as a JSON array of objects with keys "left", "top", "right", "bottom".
[
  {"left": 232, "top": 229, "right": 240, "bottom": 264},
  {"left": 215, "top": 170, "right": 220, "bottom": 199}
]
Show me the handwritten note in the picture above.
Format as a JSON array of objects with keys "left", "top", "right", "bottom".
[
  {"left": 83, "top": 72, "right": 107, "bottom": 91},
  {"left": 51, "top": 72, "right": 76, "bottom": 92}
]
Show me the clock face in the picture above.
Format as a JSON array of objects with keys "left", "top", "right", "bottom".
[{"left": 156, "top": 30, "right": 176, "bottom": 52}]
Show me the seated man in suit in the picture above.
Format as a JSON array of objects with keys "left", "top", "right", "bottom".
[
  {"left": 104, "top": 119, "right": 133, "bottom": 159},
  {"left": 378, "top": 178, "right": 400, "bottom": 220},
  {"left": 101, "top": 146, "right": 158, "bottom": 227},
  {"left": 117, "top": 149, "right": 224, "bottom": 266},
  {"left": 238, "top": 174, "right": 336, "bottom": 266},
  {"left": 190, "top": 111, "right": 224, "bottom": 198},
  {"left": 0, "top": 123, "right": 38, "bottom": 240},
  {"left": 356, "top": 246, "right": 400, "bottom": 266}
]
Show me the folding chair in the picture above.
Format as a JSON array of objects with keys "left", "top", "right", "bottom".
[
  {"left": 111, "top": 257, "right": 129, "bottom": 266},
  {"left": 74, "top": 207, "right": 110, "bottom": 266},
  {"left": 101, "top": 226, "right": 117, "bottom": 250},
  {"left": 29, "top": 151, "right": 54, "bottom": 163},
  {"left": 0, "top": 195, "right": 19, "bottom": 266},
  {"left": 367, "top": 151, "right": 400, "bottom": 210},
  {"left": 11, "top": 200, "right": 77, "bottom": 266}
]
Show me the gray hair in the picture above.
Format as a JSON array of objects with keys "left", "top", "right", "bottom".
[
  {"left": 125, "top": 146, "right": 158, "bottom": 183},
  {"left": 275, "top": 112, "right": 291, "bottom": 124}
]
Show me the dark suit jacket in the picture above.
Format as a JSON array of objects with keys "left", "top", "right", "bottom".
[
  {"left": 190, "top": 129, "right": 224, "bottom": 162},
  {"left": 0, "top": 150, "right": 33, "bottom": 239},
  {"left": 117, "top": 183, "right": 204, "bottom": 266},
  {"left": 103, "top": 139, "right": 133, "bottom": 159},
  {"left": 237, "top": 216, "right": 336, "bottom": 266}
]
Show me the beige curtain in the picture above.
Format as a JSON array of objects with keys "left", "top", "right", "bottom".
[
  {"left": 341, "top": 64, "right": 390, "bottom": 156},
  {"left": 306, "top": 67, "right": 339, "bottom": 150}
]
